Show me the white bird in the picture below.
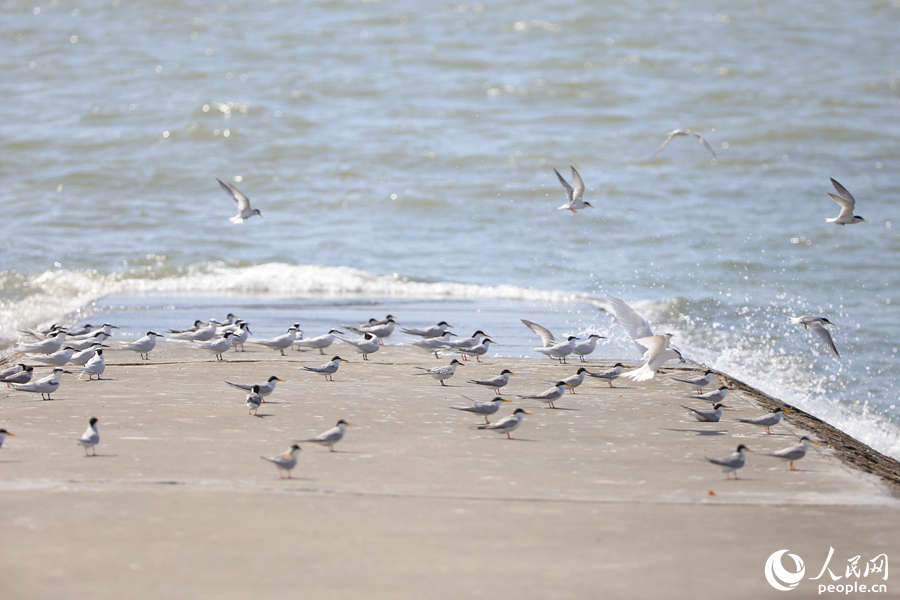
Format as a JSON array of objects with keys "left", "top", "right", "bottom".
[
  {"left": 70, "top": 323, "right": 118, "bottom": 340},
  {"left": 605, "top": 296, "right": 657, "bottom": 355},
  {"left": 554, "top": 166, "right": 593, "bottom": 213},
  {"left": 401, "top": 321, "right": 452, "bottom": 338},
  {"left": 689, "top": 385, "right": 731, "bottom": 405},
  {"left": 556, "top": 367, "right": 592, "bottom": 394},
  {"left": 455, "top": 338, "right": 497, "bottom": 363},
  {"left": 169, "top": 319, "right": 205, "bottom": 334},
  {"left": 61, "top": 323, "right": 98, "bottom": 337},
  {"left": 345, "top": 318, "right": 398, "bottom": 345},
  {"left": 572, "top": 334, "right": 606, "bottom": 362},
  {"left": 621, "top": 334, "right": 678, "bottom": 382},
  {"left": 0, "top": 364, "right": 33, "bottom": 387},
  {"left": 476, "top": 408, "right": 531, "bottom": 439},
  {"left": 517, "top": 381, "right": 572, "bottom": 409},
  {"left": 303, "top": 356, "right": 348, "bottom": 381},
  {"left": 77, "top": 349, "right": 106, "bottom": 380},
  {"left": 169, "top": 319, "right": 220, "bottom": 342},
  {"left": 653, "top": 128, "right": 716, "bottom": 158},
  {"left": 467, "top": 369, "right": 515, "bottom": 394},
  {"left": 218, "top": 178, "right": 262, "bottom": 224},
  {"left": 673, "top": 369, "right": 716, "bottom": 394},
  {"left": 442, "top": 330, "right": 490, "bottom": 351},
  {"left": 66, "top": 332, "right": 112, "bottom": 351},
  {"left": 218, "top": 313, "right": 240, "bottom": 328},
  {"left": 194, "top": 332, "right": 235, "bottom": 361},
  {"left": 226, "top": 375, "right": 284, "bottom": 400},
  {"left": 449, "top": 395, "right": 511, "bottom": 424},
  {"left": 293, "top": 329, "right": 343, "bottom": 354},
  {"left": 229, "top": 322, "right": 251, "bottom": 351},
  {"left": 245, "top": 385, "right": 262, "bottom": 416},
  {"left": 337, "top": 332, "right": 380, "bottom": 360},
  {"left": 252, "top": 327, "right": 299, "bottom": 356},
  {"left": 0, "top": 428, "right": 17, "bottom": 448},
  {"left": 707, "top": 444, "right": 752, "bottom": 479},
  {"left": 521, "top": 319, "right": 558, "bottom": 347},
  {"left": 261, "top": 444, "right": 301, "bottom": 478},
  {"left": 791, "top": 316, "right": 840, "bottom": 359},
  {"left": 737, "top": 407, "right": 788, "bottom": 435},
  {"left": 826, "top": 178, "right": 867, "bottom": 225},
  {"left": 74, "top": 417, "right": 100, "bottom": 456},
  {"left": 762, "top": 436, "right": 819, "bottom": 471},
  {"left": 121, "top": 331, "right": 163, "bottom": 360},
  {"left": 413, "top": 359, "right": 464, "bottom": 385},
  {"left": 589, "top": 363, "right": 627, "bottom": 388},
  {"left": 11, "top": 367, "right": 70, "bottom": 400},
  {"left": 534, "top": 336, "right": 580, "bottom": 365},
  {"left": 680, "top": 402, "right": 729, "bottom": 423},
  {"left": 298, "top": 419, "right": 352, "bottom": 452},
  {"left": 29, "top": 346, "right": 76, "bottom": 366},
  {"left": 69, "top": 344, "right": 107, "bottom": 367},
  {"left": 408, "top": 332, "right": 457, "bottom": 358},
  {"left": 15, "top": 331, "right": 67, "bottom": 355}
]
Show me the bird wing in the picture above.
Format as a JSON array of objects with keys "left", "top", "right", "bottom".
[
  {"left": 521, "top": 319, "right": 556, "bottom": 347},
  {"left": 554, "top": 169, "right": 574, "bottom": 202},
  {"left": 694, "top": 132, "right": 717, "bottom": 157},
  {"left": 830, "top": 178, "right": 856, "bottom": 206},
  {"left": 218, "top": 178, "right": 251, "bottom": 212},
  {"left": 606, "top": 296, "right": 654, "bottom": 353},
  {"left": 828, "top": 194, "right": 855, "bottom": 222},
  {"left": 569, "top": 167, "right": 585, "bottom": 202},
  {"left": 652, "top": 131, "right": 678, "bottom": 157},
  {"left": 808, "top": 321, "right": 840, "bottom": 358}
]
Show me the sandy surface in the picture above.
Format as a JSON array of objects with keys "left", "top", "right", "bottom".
[{"left": 1, "top": 342, "right": 897, "bottom": 599}]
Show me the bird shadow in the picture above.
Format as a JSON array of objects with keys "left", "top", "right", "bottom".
[
  {"left": 252, "top": 414, "right": 276, "bottom": 419},
  {"left": 662, "top": 427, "right": 728, "bottom": 436},
  {"left": 83, "top": 453, "right": 118, "bottom": 458},
  {"left": 543, "top": 406, "right": 580, "bottom": 411},
  {"left": 481, "top": 437, "right": 539, "bottom": 442}
]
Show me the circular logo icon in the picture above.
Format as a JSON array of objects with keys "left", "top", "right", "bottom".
[{"left": 765, "top": 550, "right": 806, "bottom": 591}]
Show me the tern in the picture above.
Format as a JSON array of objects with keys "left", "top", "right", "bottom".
[
  {"left": 680, "top": 402, "right": 729, "bottom": 423},
  {"left": 62, "top": 324, "right": 97, "bottom": 337},
  {"left": 401, "top": 321, "right": 452, "bottom": 338},
  {"left": 442, "top": 330, "right": 490, "bottom": 351},
  {"left": 621, "top": 334, "right": 681, "bottom": 382},
  {"left": 826, "top": 178, "right": 867, "bottom": 225},
  {"left": 518, "top": 381, "right": 572, "bottom": 409},
  {"left": 69, "top": 344, "right": 108, "bottom": 367},
  {"left": 303, "top": 356, "right": 348, "bottom": 381},
  {"left": 11, "top": 367, "right": 70, "bottom": 400},
  {"left": 67, "top": 332, "right": 112, "bottom": 351},
  {"left": 169, "top": 319, "right": 205, "bottom": 334},
  {"left": 762, "top": 436, "right": 819, "bottom": 470},
  {"left": 534, "top": 336, "right": 580, "bottom": 364},
  {"left": 29, "top": 346, "right": 76, "bottom": 366},
  {"left": 449, "top": 395, "right": 511, "bottom": 424},
  {"left": 226, "top": 376, "right": 284, "bottom": 400},
  {"left": 555, "top": 367, "right": 592, "bottom": 393},
  {"left": 337, "top": 332, "right": 380, "bottom": 360},
  {"left": 0, "top": 428, "right": 17, "bottom": 448},
  {"left": 707, "top": 444, "right": 752, "bottom": 479},
  {"left": 589, "top": 363, "right": 627, "bottom": 388},
  {"left": 252, "top": 327, "right": 299, "bottom": 356},
  {"left": 344, "top": 318, "right": 398, "bottom": 345},
  {"left": 791, "top": 316, "right": 840, "bottom": 359},
  {"left": 229, "top": 323, "right": 251, "bottom": 351},
  {"left": 194, "top": 332, "right": 235, "bottom": 361},
  {"left": 408, "top": 332, "right": 457, "bottom": 358},
  {"left": 689, "top": 385, "right": 731, "bottom": 404},
  {"left": 77, "top": 349, "right": 106, "bottom": 380},
  {"left": 606, "top": 296, "right": 656, "bottom": 355},
  {"left": 673, "top": 370, "right": 716, "bottom": 394},
  {"left": 293, "top": 329, "right": 343, "bottom": 354},
  {"left": 521, "top": 319, "right": 558, "bottom": 348},
  {"left": 218, "top": 178, "right": 262, "bottom": 224},
  {"left": 0, "top": 364, "right": 33, "bottom": 387},
  {"left": 572, "top": 334, "right": 606, "bottom": 362},
  {"left": 298, "top": 419, "right": 352, "bottom": 452},
  {"left": 554, "top": 166, "right": 593, "bottom": 213},
  {"left": 15, "top": 331, "right": 67, "bottom": 355},
  {"left": 413, "top": 359, "right": 464, "bottom": 385},
  {"left": 477, "top": 408, "right": 531, "bottom": 439},
  {"left": 261, "top": 444, "right": 301, "bottom": 478},
  {"left": 245, "top": 385, "right": 262, "bottom": 415},
  {"left": 75, "top": 417, "right": 100, "bottom": 456},
  {"left": 652, "top": 128, "right": 716, "bottom": 158},
  {"left": 121, "top": 331, "right": 163, "bottom": 360},
  {"left": 455, "top": 338, "right": 497, "bottom": 363},
  {"left": 737, "top": 407, "right": 788, "bottom": 435},
  {"left": 70, "top": 323, "right": 118, "bottom": 340},
  {"left": 467, "top": 369, "right": 516, "bottom": 394},
  {"left": 169, "top": 320, "right": 220, "bottom": 342}
]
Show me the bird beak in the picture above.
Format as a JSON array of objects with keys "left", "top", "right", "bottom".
[
  {"left": 277, "top": 378, "right": 285, "bottom": 382},
  {"left": 346, "top": 422, "right": 355, "bottom": 427},
  {"left": 747, "top": 448, "right": 755, "bottom": 453},
  {"left": 340, "top": 359, "right": 348, "bottom": 362},
  {"left": 524, "top": 411, "right": 532, "bottom": 415},
  {"left": 501, "top": 398, "right": 511, "bottom": 402},
  {"left": 7, "top": 433, "right": 17, "bottom": 437},
  {"left": 783, "top": 409, "right": 791, "bottom": 413},
  {"left": 584, "top": 370, "right": 592, "bottom": 374},
  {"left": 810, "top": 440, "right": 821, "bottom": 445},
  {"left": 722, "top": 405, "right": 732, "bottom": 409}
]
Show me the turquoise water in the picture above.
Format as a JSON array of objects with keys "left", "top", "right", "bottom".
[{"left": 1, "top": 1, "right": 898, "bottom": 456}]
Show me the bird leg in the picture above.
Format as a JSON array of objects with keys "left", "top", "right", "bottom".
[
  {"left": 790, "top": 462, "right": 797, "bottom": 471},
  {"left": 506, "top": 432, "right": 511, "bottom": 439},
  {"left": 765, "top": 427, "right": 771, "bottom": 434},
  {"left": 440, "top": 380, "right": 446, "bottom": 386},
  {"left": 329, "top": 446, "right": 335, "bottom": 452},
  {"left": 484, "top": 417, "right": 490, "bottom": 425},
  {"left": 608, "top": 381, "right": 614, "bottom": 388}
]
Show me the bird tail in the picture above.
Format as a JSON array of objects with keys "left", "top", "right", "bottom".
[{"left": 622, "top": 364, "right": 654, "bottom": 382}]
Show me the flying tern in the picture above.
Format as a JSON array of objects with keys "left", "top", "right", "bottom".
[
  {"left": 791, "top": 316, "right": 840, "bottom": 359},
  {"left": 344, "top": 318, "right": 398, "bottom": 345},
  {"left": 298, "top": 419, "right": 352, "bottom": 452},
  {"left": 261, "top": 444, "right": 301, "bottom": 478},
  {"left": 652, "top": 128, "right": 716, "bottom": 158},
  {"left": 554, "top": 166, "right": 593, "bottom": 213},
  {"left": 442, "top": 330, "right": 490, "bottom": 351},
  {"left": 476, "top": 408, "right": 531, "bottom": 439},
  {"left": 825, "top": 178, "right": 867, "bottom": 225},
  {"left": 621, "top": 334, "right": 682, "bottom": 382},
  {"left": 218, "top": 178, "right": 262, "bottom": 224}
]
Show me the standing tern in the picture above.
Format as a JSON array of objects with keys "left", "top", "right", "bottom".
[
  {"left": 791, "top": 316, "right": 840, "bottom": 359},
  {"left": 689, "top": 385, "right": 731, "bottom": 405},
  {"left": 11, "top": 367, "right": 70, "bottom": 400},
  {"left": 825, "top": 178, "right": 867, "bottom": 225},
  {"left": 413, "top": 359, "right": 464, "bottom": 385},
  {"left": 652, "top": 128, "right": 716, "bottom": 158},
  {"left": 707, "top": 444, "right": 752, "bottom": 479},
  {"left": 467, "top": 369, "right": 516, "bottom": 394},
  {"left": 344, "top": 318, "right": 398, "bottom": 345},
  {"left": 75, "top": 417, "right": 100, "bottom": 456},
  {"left": 737, "top": 407, "right": 789, "bottom": 435},
  {"left": 29, "top": 346, "right": 76, "bottom": 366},
  {"left": 0, "top": 428, "right": 17, "bottom": 448},
  {"left": 245, "top": 385, "right": 262, "bottom": 416},
  {"left": 63, "top": 324, "right": 97, "bottom": 337},
  {"left": 517, "top": 381, "right": 572, "bottom": 409},
  {"left": 680, "top": 403, "right": 729, "bottom": 423},
  {"left": 298, "top": 419, "right": 352, "bottom": 452},
  {"left": 77, "top": 349, "right": 106, "bottom": 380},
  {"left": 673, "top": 370, "right": 716, "bottom": 394},
  {"left": 303, "top": 356, "right": 348, "bottom": 381},
  {"left": 449, "top": 395, "right": 511, "bottom": 424},
  {"left": 442, "top": 330, "right": 490, "bottom": 351},
  {"left": 67, "top": 332, "right": 112, "bottom": 351},
  {"left": 69, "top": 344, "right": 107, "bottom": 367},
  {"left": 521, "top": 319, "right": 558, "bottom": 348},
  {"left": 401, "top": 321, "right": 453, "bottom": 338},
  {"left": 252, "top": 327, "right": 299, "bottom": 356},
  {"left": 169, "top": 320, "right": 220, "bottom": 342},
  {"left": 408, "top": 332, "right": 457, "bottom": 358},
  {"left": 476, "top": 408, "right": 531, "bottom": 439},
  {"left": 337, "top": 332, "right": 380, "bottom": 360},
  {"left": 293, "top": 329, "right": 343, "bottom": 354},
  {"left": 70, "top": 323, "right": 118, "bottom": 340},
  {"left": 226, "top": 376, "right": 284, "bottom": 401},
  {"left": 194, "top": 332, "right": 235, "bottom": 361},
  {"left": 554, "top": 166, "right": 593, "bottom": 213},
  {"left": 572, "top": 334, "right": 606, "bottom": 362},
  {"left": 589, "top": 363, "right": 627, "bottom": 388},
  {"left": 218, "top": 178, "right": 263, "bottom": 224},
  {"left": 534, "top": 336, "right": 580, "bottom": 364},
  {"left": 455, "top": 338, "right": 497, "bottom": 363},
  {"left": 762, "top": 436, "right": 819, "bottom": 470},
  {"left": 261, "top": 444, "right": 301, "bottom": 478},
  {"left": 15, "top": 331, "right": 67, "bottom": 355},
  {"left": 229, "top": 322, "right": 251, "bottom": 351},
  {"left": 556, "top": 367, "right": 592, "bottom": 393},
  {"left": 0, "top": 364, "right": 33, "bottom": 387},
  {"left": 121, "top": 331, "right": 163, "bottom": 360}
]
